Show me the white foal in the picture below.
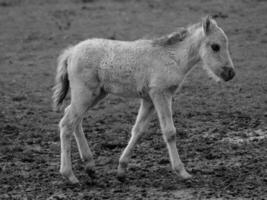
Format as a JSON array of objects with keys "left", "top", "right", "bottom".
[{"left": 52, "top": 16, "right": 235, "bottom": 183}]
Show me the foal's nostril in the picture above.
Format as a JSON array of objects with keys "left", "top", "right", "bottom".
[
  {"left": 229, "top": 68, "right": 235, "bottom": 78},
  {"left": 221, "top": 66, "right": 235, "bottom": 81}
]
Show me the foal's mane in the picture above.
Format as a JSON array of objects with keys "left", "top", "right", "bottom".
[{"left": 152, "top": 22, "right": 201, "bottom": 47}]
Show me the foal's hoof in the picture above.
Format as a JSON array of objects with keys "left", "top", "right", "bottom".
[
  {"left": 65, "top": 174, "right": 80, "bottom": 184},
  {"left": 60, "top": 169, "right": 80, "bottom": 184},
  {"left": 85, "top": 164, "right": 96, "bottom": 179},
  {"left": 178, "top": 168, "right": 192, "bottom": 180},
  {"left": 117, "top": 172, "right": 126, "bottom": 182},
  {"left": 117, "top": 167, "right": 127, "bottom": 182},
  {"left": 117, "top": 163, "right": 127, "bottom": 182}
]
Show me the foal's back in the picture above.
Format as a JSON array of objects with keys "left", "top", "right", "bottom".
[{"left": 69, "top": 38, "right": 167, "bottom": 98}]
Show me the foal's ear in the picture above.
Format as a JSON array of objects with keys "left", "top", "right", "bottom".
[{"left": 202, "top": 15, "right": 217, "bottom": 35}]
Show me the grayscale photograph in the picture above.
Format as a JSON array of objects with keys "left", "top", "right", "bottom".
[{"left": 0, "top": 0, "right": 266, "bottom": 199}]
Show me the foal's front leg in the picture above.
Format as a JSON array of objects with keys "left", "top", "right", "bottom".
[
  {"left": 117, "top": 99, "right": 154, "bottom": 179},
  {"left": 150, "top": 90, "right": 192, "bottom": 179}
]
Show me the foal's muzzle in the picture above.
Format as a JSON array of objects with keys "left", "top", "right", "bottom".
[{"left": 220, "top": 66, "right": 235, "bottom": 81}]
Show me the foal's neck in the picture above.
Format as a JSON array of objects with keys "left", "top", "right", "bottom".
[{"left": 174, "top": 26, "right": 203, "bottom": 75}]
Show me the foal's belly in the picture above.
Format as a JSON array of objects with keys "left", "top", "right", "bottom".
[
  {"left": 98, "top": 65, "right": 148, "bottom": 98},
  {"left": 100, "top": 74, "right": 147, "bottom": 98},
  {"left": 103, "top": 83, "right": 140, "bottom": 98}
]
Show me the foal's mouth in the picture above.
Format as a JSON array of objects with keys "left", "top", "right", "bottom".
[{"left": 220, "top": 66, "right": 235, "bottom": 81}]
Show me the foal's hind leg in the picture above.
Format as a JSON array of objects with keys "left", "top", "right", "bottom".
[
  {"left": 73, "top": 90, "right": 106, "bottom": 178},
  {"left": 59, "top": 105, "right": 80, "bottom": 183},
  {"left": 117, "top": 99, "right": 154, "bottom": 180},
  {"left": 59, "top": 86, "right": 106, "bottom": 183}
]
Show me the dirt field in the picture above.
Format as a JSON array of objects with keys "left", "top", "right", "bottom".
[{"left": 0, "top": 0, "right": 267, "bottom": 199}]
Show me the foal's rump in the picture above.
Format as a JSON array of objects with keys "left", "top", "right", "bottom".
[{"left": 52, "top": 39, "right": 104, "bottom": 110}]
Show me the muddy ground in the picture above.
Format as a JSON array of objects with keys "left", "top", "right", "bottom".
[{"left": 0, "top": 0, "right": 267, "bottom": 199}]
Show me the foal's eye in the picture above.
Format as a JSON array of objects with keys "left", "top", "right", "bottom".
[{"left": 211, "top": 43, "right": 220, "bottom": 52}]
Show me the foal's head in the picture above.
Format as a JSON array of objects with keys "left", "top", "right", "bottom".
[{"left": 199, "top": 16, "right": 235, "bottom": 82}]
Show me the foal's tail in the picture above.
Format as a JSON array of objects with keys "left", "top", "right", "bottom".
[{"left": 52, "top": 46, "right": 73, "bottom": 111}]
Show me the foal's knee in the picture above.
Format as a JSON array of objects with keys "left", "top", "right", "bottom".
[{"left": 162, "top": 127, "right": 176, "bottom": 143}]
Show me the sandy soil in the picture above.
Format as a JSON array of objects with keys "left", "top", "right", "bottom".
[{"left": 0, "top": 0, "right": 267, "bottom": 199}]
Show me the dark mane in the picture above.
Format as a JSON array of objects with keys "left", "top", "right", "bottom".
[{"left": 152, "top": 27, "right": 189, "bottom": 47}]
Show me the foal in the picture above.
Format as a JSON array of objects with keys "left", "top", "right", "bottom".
[{"left": 53, "top": 16, "right": 235, "bottom": 183}]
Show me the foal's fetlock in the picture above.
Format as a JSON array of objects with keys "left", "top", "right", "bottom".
[
  {"left": 117, "top": 162, "right": 128, "bottom": 181},
  {"left": 173, "top": 166, "right": 192, "bottom": 180}
]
